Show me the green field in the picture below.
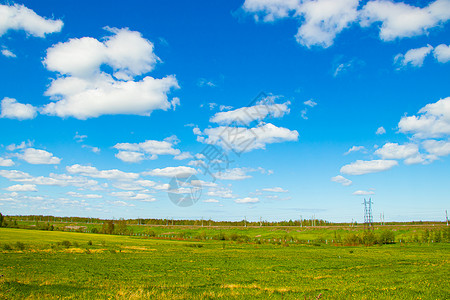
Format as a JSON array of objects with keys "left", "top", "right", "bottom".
[{"left": 1, "top": 227, "right": 449, "bottom": 299}]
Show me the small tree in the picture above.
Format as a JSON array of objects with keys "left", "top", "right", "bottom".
[
  {"left": 102, "top": 220, "right": 114, "bottom": 234},
  {"left": 0, "top": 212, "right": 3, "bottom": 227},
  {"left": 378, "top": 230, "right": 395, "bottom": 244},
  {"left": 422, "top": 229, "right": 430, "bottom": 243}
]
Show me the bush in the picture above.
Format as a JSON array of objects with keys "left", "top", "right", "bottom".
[
  {"left": 61, "top": 240, "right": 71, "bottom": 248},
  {"left": 3, "top": 243, "right": 12, "bottom": 250},
  {"left": 343, "top": 233, "right": 361, "bottom": 246},
  {"left": 87, "top": 240, "right": 93, "bottom": 245},
  {"left": 362, "top": 231, "right": 378, "bottom": 246},
  {"left": 378, "top": 230, "right": 395, "bottom": 244},
  {"left": 15, "top": 241, "right": 25, "bottom": 250}
]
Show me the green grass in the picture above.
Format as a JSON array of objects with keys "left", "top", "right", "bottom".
[{"left": 0, "top": 227, "right": 449, "bottom": 299}]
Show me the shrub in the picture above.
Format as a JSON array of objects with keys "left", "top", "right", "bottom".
[
  {"left": 343, "top": 233, "right": 361, "bottom": 246},
  {"left": 378, "top": 230, "right": 395, "bottom": 244},
  {"left": 362, "top": 231, "right": 378, "bottom": 246},
  {"left": 61, "top": 240, "right": 71, "bottom": 248},
  {"left": 73, "top": 241, "right": 79, "bottom": 247},
  {"left": 3, "top": 243, "right": 12, "bottom": 250},
  {"left": 87, "top": 240, "right": 93, "bottom": 245},
  {"left": 15, "top": 241, "right": 25, "bottom": 250}
]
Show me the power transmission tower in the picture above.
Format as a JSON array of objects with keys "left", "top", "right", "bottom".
[{"left": 363, "top": 198, "right": 374, "bottom": 231}]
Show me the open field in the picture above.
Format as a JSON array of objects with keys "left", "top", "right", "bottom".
[{"left": 1, "top": 227, "right": 449, "bottom": 299}]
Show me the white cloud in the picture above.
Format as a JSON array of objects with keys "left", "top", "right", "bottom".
[
  {"left": 398, "top": 97, "right": 450, "bottom": 139},
  {"left": 0, "top": 3, "right": 63, "bottom": 37},
  {"left": 242, "top": 0, "right": 300, "bottom": 22},
  {"left": 197, "top": 123, "right": 299, "bottom": 153},
  {"left": 67, "top": 164, "right": 139, "bottom": 180},
  {"left": 423, "top": 139, "right": 450, "bottom": 157},
  {"left": 142, "top": 166, "right": 197, "bottom": 178},
  {"left": 331, "top": 175, "right": 352, "bottom": 186},
  {"left": 114, "top": 136, "right": 181, "bottom": 162},
  {"left": 203, "top": 199, "right": 219, "bottom": 203},
  {"left": 344, "top": 145, "right": 366, "bottom": 155},
  {"left": 111, "top": 191, "right": 155, "bottom": 202},
  {"left": 42, "top": 27, "right": 179, "bottom": 119},
  {"left": 4, "top": 184, "right": 37, "bottom": 192},
  {"left": 0, "top": 97, "right": 37, "bottom": 120},
  {"left": 353, "top": 190, "right": 375, "bottom": 195},
  {"left": 115, "top": 151, "right": 145, "bottom": 163},
  {"left": 67, "top": 191, "right": 103, "bottom": 199},
  {"left": 0, "top": 157, "right": 14, "bottom": 167},
  {"left": 235, "top": 197, "right": 259, "bottom": 204},
  {"left": 214, "top": 167, "right": 253, "bottom": 180},
  {"left": 296, "top": 0, "right": 359, "bottom": 48},
  {"left": 374, "top": 142, "right": 419, "bottom": 159},
  {"left": 433, "top": 44, "right": 450, "bottom": 63},
  {"left": 304, "top": 99, "right": 317, "bottom": 107},
  {"left": 394, "top": 45, "right": 433, "bottom": 68},
  {"left": 210, "top": 100, "right": 290, "bottom": 125},
  {"left": 340, "top": 159, "right": 398, "bottom": 175},
  {"left": 82, "top": 145, "right": 100, "bottom": 153},
  {"left": 360, "top": 0, "right": 450, "bottom": 41},
  {"left": 1, "top": 48, "right": 16, "bottom": 58},
  {"left": 17, "top": 148, "right": 61, "bottom": 164},
  {"left": 198, "top": 79, "right": 216, "bottom": 87},
  {"left": 190, "top": 179, "right": 217, "bottom": 187},
  {"left": 6, "top": 141, "right": 33, "bottom": 151},
  {"left": 207, "top": 187, "right": 235, "bottom": 199},
  {"left": 174, "top": 152, "right": 193, "bottom": 160},
  {"left": 261, "top": 187, "right": 288, "bottom": 192},
  {"left": 376, "top": 126, "right": 386, "bottom": 135}
]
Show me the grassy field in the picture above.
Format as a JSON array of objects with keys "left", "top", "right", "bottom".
[{"left": 1, "top": 227, "right": 449, "bottom": 299}]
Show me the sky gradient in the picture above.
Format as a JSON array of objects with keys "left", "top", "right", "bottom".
[{"left": 0, "top": 0, "right": 449, "bottom": 222}]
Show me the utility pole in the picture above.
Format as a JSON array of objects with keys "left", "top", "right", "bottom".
[{"left": 446, "top": 210, "right": 448, "bottom": 226}]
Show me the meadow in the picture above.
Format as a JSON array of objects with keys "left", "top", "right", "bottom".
[{"left": 0, "top": 224, "right": 449, "bottom": 299}]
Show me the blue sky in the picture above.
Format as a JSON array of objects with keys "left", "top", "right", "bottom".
[{"left": 0, "top": 0, "right": 449, "bottom": 222}]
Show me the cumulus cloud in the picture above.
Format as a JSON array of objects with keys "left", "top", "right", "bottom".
[
  {"left": 422, "top": 139, "right": 450, "bottom": 157},
  {"left": 394, "top": 45, "right": 433, "bottom": 68},
  {"left": 433, "top": 44, "right": 450, "bottom": 63},
  {"left": 113, "top": 136, "right": 181, "bottom": 162},
  {"left": 360, "top": 0, "right": 450, "bottom": 41},
  {"left": 374, "top": 142, "right": 419, "bottom": 159},
  {"left": 197, "top": 123, "right": 299, "bottom": 153},
  {"left": 0, "top": 157, "right": 14, "bottom": 167},
  {"left": 210, "top": 100, "right": 290, "bottom": 125},
  {"left": 67, "top": 164, "right": 139, "bottom": 180},
  {"left": 213, "top": 167, "right": 253, "bottom": 180},
  {"left": 142, "top": 166, "right": 197, "bottom": 178},
  {"left": 235, "top": 197, "right": 259, "bottom": 204},
  {"left": 207, "top": 187, "right": 235, "bottom": 199},
  {"left": 173, "top": 152, "right": 193, "bottom": 160},
  {"left": 398, "top": 97, "right": 450, "bottom": 139},
  {"left": 42, "top": 27, "right": 179, "bottom": 119},
  {"left": 303, "top": 99, "right": 317, "bottom": 107},
  {"left": 376, "top": 126, "right": 386, "bottom": 135},
  {"left": 331, "top": 175, "right": 352, "bottom": 186},
  {"left": 340, "top": 159, "right": 398, "bottom": 175},
  {"left": 0, "top": 97, "right": 37, "bottom": 120},
  {"left": 17, "top": 148, "right": 61, "bottom": 164},
  {"left": 0, "top": 3, "right": 63, "bottom": 37},
  {"left": 203, "top": 199, "right": 219, "bottom": 203},
  {"left": 67, "top": 191, "right": 103, "bottom": 199},
  {"left": 4, "top": 184, "right": 37, "bottom": 192}
]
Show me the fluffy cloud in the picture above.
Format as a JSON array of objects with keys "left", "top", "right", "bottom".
[
  {"left": 398, "top": 97, "right": 450, "bottom": 139},
  {"left": 374, "top": 142, "right": 419, "bottom": 159},
  {"left": 242, "top": 0, "right": 300, "bottom": 22},
  {"left": 203, "top": 199, "right": 219, "bottom": 203},
  {"left": 422, "top": 139, "right": 450, "bottom": 157},
  {"left": 66, "top": 164, "right": 139, "bottom": 180},
  {"left": 360, "top": 0, "right": 450, "bottom": 41},
  {"left": 295, "top": 0, "right": 359, "bottom": 48},
  {"left": 340, "top": 159, "right": 398, "bottom": 175},
  {"left": 17, "top": 148, "right": 61, "bottom": 164},
  {"left": 67, "top": 191, "right": 103, "bottom": 199},
  {"left": 4, "top": 184, "right": 37, "bottom": 192},
  {"left": 142, "top": 166, "right": 197, "bottom": 178},
  {"left": 303, "top": 99, "right": 317, "bottom": 107},
  {"left": 207, "top": 187, "right": 235, "bottom": 199},
  {"left": 331, "top": 175, "right": 352, "bottom": 186},
  {"left": 114, "top": 136, "right": 181, "bottom": 162},
  {"left": 0, "top": 157, "right": 14, "bottom": 167},
  {"left": 174, "top": 152, "right": 193, "bottom": 160},
  {"left": 394, "top": 45, "right": 433, "bottom": 68},
  {"left": 235, "top": 197, "right": 259, "bottom": 204},
  {"left": 433, "top": 44, "right": 450, "bottom": 63},
  {"left": 0, "top": 3, "right": 63, "bottom": 37},
  {"left": 197, "top": 123, "right": 299, "bottom": 153},
  {"left": 0, "top": 97, "right": 37, "bottom": 120},
  {"left": 42, "top": 27, "right": 179, "bottom": 119},
  {"left": 210, "top": 101, "right": 290, "bottom": 125}
]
